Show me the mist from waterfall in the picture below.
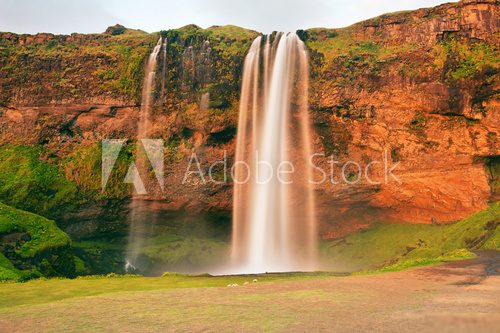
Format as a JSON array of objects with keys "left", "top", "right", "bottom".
[
  {"left": 125, "top": 37, "right": 164, "bottom": 272},
  {"left": 230, "top": 33, "right": 317, "bottom": 274}
]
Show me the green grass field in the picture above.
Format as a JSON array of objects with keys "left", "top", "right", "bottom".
[
  {"left": 0, "top": 272, "right": 338, "bottom": 309},
  {"left": 0, "top": 256, "right": 498, "bottom": 332}
]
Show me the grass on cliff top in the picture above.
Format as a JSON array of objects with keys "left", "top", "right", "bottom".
[
  {"left": 174, "top": 24, "right": 258, "bottom": 42},
  {"left": 321, "top": 202, "right": 500, "bottom": 272},
  {"left": 305, "top": 28, "right": 417, "bottom": 62},
  {"left": 205, "top": 25, "right": 259, "bottom": 41},
  {"left": 168, "top": 24, "right": 257, "bottom": 59},
  {"left": 0, "top": 202, "right": 72, "bottom": 281}
]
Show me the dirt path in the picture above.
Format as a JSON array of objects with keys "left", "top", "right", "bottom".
[{"left": 1, "top": 253, "right": 499, "bottom": 332}]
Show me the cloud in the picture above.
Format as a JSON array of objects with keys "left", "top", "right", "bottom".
[
  {"left": 0, "top": 0, "right": 119, "bottom": 34},
  {"left": 196, "top": 0, "right": 333, "bottom": 32},
  {"left": 194, "top": 0, "right": 454, "bottom": 32},
  {"left": 0, "top": 0, "right": 455, "bottom": 34}
]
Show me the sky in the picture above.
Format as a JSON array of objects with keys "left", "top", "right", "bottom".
[{"left": 0, "top": 0, "right": 455, "bottom": 35}]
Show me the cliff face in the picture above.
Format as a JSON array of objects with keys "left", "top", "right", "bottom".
[
  {"left": 0, "top": 25, "right": 257, "bottom": 218},
  {"left": 305, "top": 0, "right": 499, "bottom": 235},
  {"left": 0, "top": 0, "right": 498, "bottom": 237}
]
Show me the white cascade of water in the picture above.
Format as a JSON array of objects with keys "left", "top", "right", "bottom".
[
  {"left": 230, "top": 33, "right": 317, "bottom": 274},
  {"left": 161, "top": 37, "right": 168, "bottom": 100}
]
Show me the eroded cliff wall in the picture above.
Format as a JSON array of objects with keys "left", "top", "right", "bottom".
[{"left": 0, "top": 1, "right": 498, "bottom": 237}]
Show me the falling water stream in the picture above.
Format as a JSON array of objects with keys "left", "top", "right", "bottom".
[
  {"left": 137, "top": 37, "right": 163, "bottom": 140},
  {"left": 230, "top": 33, "right": 317, "bottom": 273},
  {"left": 125, "top": 37, "right": 164, "bottom": 272}
]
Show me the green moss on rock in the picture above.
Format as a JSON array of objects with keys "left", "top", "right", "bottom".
[
  {"left": 0, "top": 145, "right": 77, "bottom": 215},
  {"left": 62, "top": 142, "right": 133, "bottom": 200},
  {"left": 0, "top": 202, "right": 75, "bottom": 281},
  {"left": 434, "top": 38, "right": 499, "bottom": 82}
]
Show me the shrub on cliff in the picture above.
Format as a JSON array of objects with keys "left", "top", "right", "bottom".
[
  {"left": 434, "top": 38, "right": 499, "bottom": 82},
  {"left": 105, "top": 24, "right": 126, "bottom": 36},
  {"left": 296, "top": 29, "right": 309, "bottom": 42}
]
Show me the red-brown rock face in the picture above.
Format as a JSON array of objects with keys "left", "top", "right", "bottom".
[
  {"left": 0, "top": 1, "right": 498, "bottom": 238},
  {"left": 306, "top": 0, "right": 499, "bottom": 235}
]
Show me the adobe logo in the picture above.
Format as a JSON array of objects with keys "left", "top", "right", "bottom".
[{"left": 101, "top": 139, "right": 164, "bottom": 194}]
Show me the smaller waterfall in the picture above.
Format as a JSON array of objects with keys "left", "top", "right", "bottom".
[
  {"left": 137, "top": 37, "right": 163, "bottom": 139},
  {"left": 125, "top": 37, "right": 165, "bottom": 272},
  {"left": 182, "top": 39, "right": 212, "bottom": 90},
  {"left": 161, "top": 37, "right": 168, "bottom": 100},
  {"left": 200, "top": 92, "right": 210, "bottom": 111}
]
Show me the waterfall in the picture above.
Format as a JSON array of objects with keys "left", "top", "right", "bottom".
[
  {"left": 125, "top": 37, "right": 164, "bottom": 272},
  {"left": 230, "top": 33, "right": 317, "bottom": 273},
  {"left": 200, "top": 92, "right": 210, "bottom": 111},
  {"left": 161, "top": 38, "right": 167, "bottom": 100},
  {"left": 137, "top": 37, "right": 162, "bottom": 139}
]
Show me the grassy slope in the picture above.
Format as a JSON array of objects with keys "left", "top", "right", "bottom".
[
  {"left": 0, "top": 202, "right": 73, "bottom": 281},
  {"left": 321, "top": 202, "right": 500, "bottom": 272},
  {"left": 117, "top": 200, "right": 500, "bottom": 275},
  {"left": 205, "top": 25, "right": 259, "bottom": 40}
]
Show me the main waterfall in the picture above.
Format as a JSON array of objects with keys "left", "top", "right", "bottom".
[{"left": 231, "top": 33, "right": 317, "bottom": 273}]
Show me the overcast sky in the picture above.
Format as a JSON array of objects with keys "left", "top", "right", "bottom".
[{"left": 0, "top": 0, "right": 455, "bottom": 34}]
